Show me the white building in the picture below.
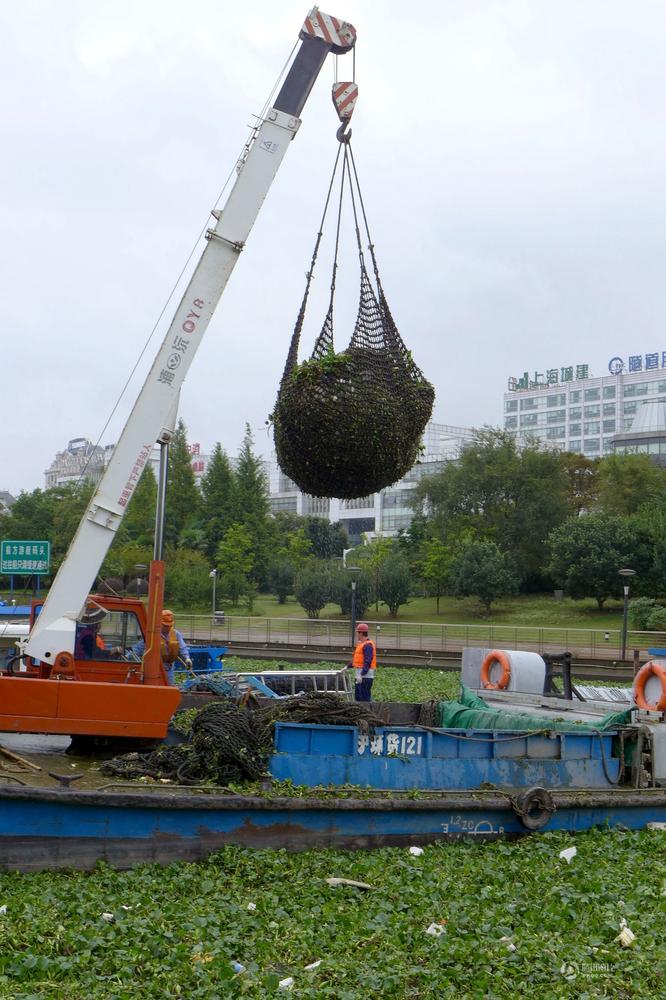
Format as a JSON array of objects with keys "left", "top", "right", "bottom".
[
  {"left": 46, "top": 439, "right": 212, "bottom": 490},
  {"left": 44, "top": 438, "right": 113, "bottom": 488},
  {"left": 0, "top": 492, "right": 15, "bottom": 514},
  {"left": 504, "top": 350, "right": 666, "bottom": 458},
  {"left": 267, "top": 421, "right": 476, "bottom": 543}
]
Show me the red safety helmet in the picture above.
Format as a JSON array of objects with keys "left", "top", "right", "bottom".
[
  {"left": 356, "top": 622, "right": 369, "bottom": 633},
  {"left": 161, "top": 609, "right": 175, "bottom": 626}
]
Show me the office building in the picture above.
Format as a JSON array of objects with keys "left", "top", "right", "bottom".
[{"left": 504, "top": 349, "right": 666, "bottom": 458}]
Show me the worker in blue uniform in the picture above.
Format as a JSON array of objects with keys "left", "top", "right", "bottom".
[{"left": 132, "top": 609, "right": 191, "bottom": 684}]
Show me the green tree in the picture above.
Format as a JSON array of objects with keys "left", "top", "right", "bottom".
[
  {"left": 285, "top": 528, "right": 313, "bottom": 571},
  {"left": 304, "top": 517, "right": 347, "bottom": 559},
  {"left": 233, "top": 424, "right": 271, "bottom": 584},
  {"left": 547, "top": 514, "right": 654, "bottom": 609},
  {"left": 352, "top": 537, "right": 394, "bottom": 611},
  {"left": 629, "top": 597, "right": 661, "bottom": 629},
  {"left": 646, "top": 606, "right": 666, "bottom": 631},
  {"left": 332, "top": 569, "right": 372, "bottom": 618},
  {"left": 271, "top": 512, "right": 305, "bottom": 544},
  {"left": 633, "top": 497, "right": 666, "bottom": 584},
  {"left": 378, "top": 555, "right": 412, "bottom": 618},
  {"left": 216, "top": 523, "right": 255, "bottom": 606},
  {"left": 597, "top": 454, "right": 666, "bottom": 516},
  {"left": 200, "top": 443, "right": 236, "bottom": 559},
  {"left": 395, "top": 510, "right": 431, "bottom": 564},
  {"left": 1, "top": 488, "right": 57, "bottom": 542},
  {"left": 294, "top": 564, "right": 331, "bottom": 619},
  {"left": 414, "top": 429, "right": 570, "bottom": 589},
  {"left": 0, "top": 482, "right": 95, "bottom": 575},
  {"left": 166, "top": 419, "right": 200, "bottom": 546},
  {"left": 419, "top": 538, "right": 451, "bottom": 613},
  {"left": 104, "top": 543, "right": 153, "bottom": 585},
  {"left": 234, "top": 424, "right": 269, "bottom": 522},
  {"left": 449, "top": 539, "right": 519, "bottom": 616},
  {"left": 49, "top": 481, "right": 96, "bottom": 569},
  {"left": 164, "top": 549, "right": 212, "bottom": 607},
  {"left": 562, "top": 452, "right": 600, "bottom": 515},
  {"left": 268, "top": 558, "right": 295, "bottom": 604},
  {"left": 123, "top": 463, "right": 157, "bottom": 546}
]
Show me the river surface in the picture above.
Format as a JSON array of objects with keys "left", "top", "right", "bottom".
[{"left": 0, "top": 733, "right": 117, "bottom": 789}]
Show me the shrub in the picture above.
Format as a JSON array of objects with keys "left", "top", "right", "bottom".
[
  {"left": 646, "top": 607, "right": 666, "bottom": 632},
  {"left": 629, "top": 597, "right": 661, "bottom": 630},
  {"left": 332, "top": 569, "right": 372, "bottom": 618},
  {"left": 294, "top": 565, "right": 331, "bottom": 619}
]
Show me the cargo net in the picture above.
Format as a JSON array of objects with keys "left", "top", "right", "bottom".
[
  {"left": 271, "top": 142, "right": 434, "bottom": 500},
  {"left": 101, "top": 692, "right": 385, "bottom": 786}
]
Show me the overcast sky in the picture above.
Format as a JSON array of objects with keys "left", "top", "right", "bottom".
[{"left": 3, "top": 0, "right": 666, "bottom": 494}]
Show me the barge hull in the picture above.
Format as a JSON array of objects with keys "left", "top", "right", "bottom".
[{"left": 1, "top": 785, "right": 664, "bottom": 871}]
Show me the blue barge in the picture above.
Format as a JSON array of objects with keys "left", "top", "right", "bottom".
[
  {"left": 0, "top": 784, "right": 665, "bottom": 871},
  {"left": 0, "top": 646, "right": 665, "bottom": 870}
]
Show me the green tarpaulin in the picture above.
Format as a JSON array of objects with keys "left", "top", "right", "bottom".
[{"left": 435, "top": 686, "right": 631, "bottom": 733}]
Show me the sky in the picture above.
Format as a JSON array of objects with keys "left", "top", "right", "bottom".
[{"left": 3, "top": 0, "right": 666, "bottom": 494}]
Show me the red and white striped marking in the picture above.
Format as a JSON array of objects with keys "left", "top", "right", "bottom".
[
  {"left": 332, "top": 81, "right": 358, "bottom": 120},
  {"left": 301, "top": 8, "right": 356, "bottom": 50}
]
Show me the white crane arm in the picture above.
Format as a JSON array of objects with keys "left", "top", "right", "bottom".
[{"left": 24, "top": 10, "right": 356, "bottom": 665}]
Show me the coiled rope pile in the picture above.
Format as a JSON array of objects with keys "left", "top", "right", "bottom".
[{"left": 101, "top": 692, "right": 385, "bottom": 786}]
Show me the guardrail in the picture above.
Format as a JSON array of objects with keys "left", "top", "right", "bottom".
[{"left": 180, "top": 615, "right": 666, "bottom": 660}]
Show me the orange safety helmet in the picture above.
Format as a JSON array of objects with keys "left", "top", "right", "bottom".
[
  {"left": 356, "top": 622, "right": 369, "bottom": 634},
  {"left": 161, "top": 609, "right": 175, "bottom": 627}
]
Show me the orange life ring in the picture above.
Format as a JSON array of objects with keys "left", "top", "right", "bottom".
[
  {"left": 480, "top": 650, "right": 511, "bottom": 690},
  {"left": 633, "top": 661, "right": 666, "bottom": 712}
]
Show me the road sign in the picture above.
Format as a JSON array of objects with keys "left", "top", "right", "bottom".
[{"left": 1, "top": 540, "right": 50, "bottom": 575}]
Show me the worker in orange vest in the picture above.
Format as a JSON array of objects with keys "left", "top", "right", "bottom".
[
  {"left": 133, "top": 609, "right": 191, "bottom": 684},
  {"left": 348, "top": 622, "right": 377, "bottom": 701}
]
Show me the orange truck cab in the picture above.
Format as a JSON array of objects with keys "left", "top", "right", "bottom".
[{"left": 0, "top": 576, "right": 180, "bottom": 740}]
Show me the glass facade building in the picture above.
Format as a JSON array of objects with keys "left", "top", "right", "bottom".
[{"left": 504, "top": 366, "right": 666, "bottom": 458}]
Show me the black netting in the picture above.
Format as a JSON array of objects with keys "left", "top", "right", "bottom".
[
  {"left": 100, "top": 693, "right": 385, "bottom": 786},
  {"left": 271, "top": 144, "right": 434, "bottom": 500}
]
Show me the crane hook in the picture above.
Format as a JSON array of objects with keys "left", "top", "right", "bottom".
[{"left": 336, "top": 118, "right": 352, "bottom": 144}]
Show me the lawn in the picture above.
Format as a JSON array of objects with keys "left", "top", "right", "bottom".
[
  {"left": 0, "top": 588, "right": 636, "bottom": 631},
  {"left": 218, "top": 593, "right": 631, "bottom": 630}
]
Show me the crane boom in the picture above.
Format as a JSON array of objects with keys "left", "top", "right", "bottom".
[{"left": 24, "top": 9, "right": 356, "bottom": 666}]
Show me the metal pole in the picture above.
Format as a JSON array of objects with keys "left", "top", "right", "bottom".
[
  {"left": 350, "top": 580, "right": 357, "bottom": 648},
  {"left": 154, "top": 440, "right": 169, "bottom": 561},
  {"left": 212, "top": 571, "right": 217, "bottom": 617},
  {"left": 621, "top": 584, "right": 630, "bottom": 661}
]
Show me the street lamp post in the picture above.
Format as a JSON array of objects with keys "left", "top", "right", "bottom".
[
  {"left": 619, "top": 568, "right": 636, "bottom": 661},
  {"left": 134, "top": 563, "right": 147, "bottom": 598},
  {"left": 346, "top": 566, "right": 361, "bottom": 648},
  {"left": 350, "top": 579, "right": 357, "bottom": 647},
  {"left": 209, "top": 569, "right": 217, "bottom": 619}
]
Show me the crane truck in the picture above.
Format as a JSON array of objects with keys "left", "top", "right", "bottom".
[{"left": 2, "top": 8, "right": 357, "bottom": 740}]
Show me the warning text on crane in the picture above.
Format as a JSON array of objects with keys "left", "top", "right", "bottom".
[{"left": 118, "top": 443, "right": 153, "bottom": 508}]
